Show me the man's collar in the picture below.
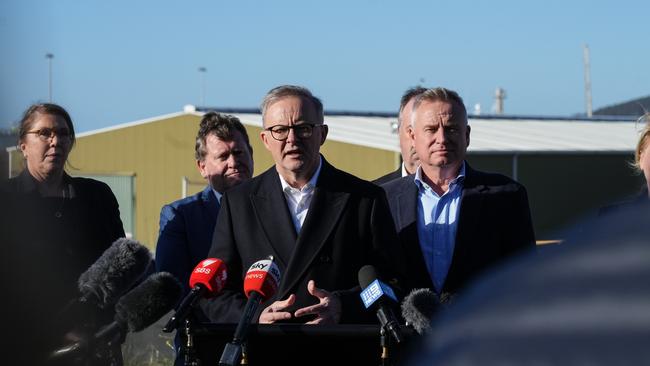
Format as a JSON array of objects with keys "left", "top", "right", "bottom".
[
  {"left": 211, "top": 188, "right": 223, "bottom": 204},
  {"left": 457, "top": 162, "right": 467, "bottom": 182},
  {"left": 401, "top": 162, "right": 411, "bottom": 177},
  {"left": 278, "top": 156, "right": 322, "bottom": 192},
  {"left": 414, "top": 161, "right": 466, "bottom": 189}
]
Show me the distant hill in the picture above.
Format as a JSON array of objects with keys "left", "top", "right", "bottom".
[{"left": 594, "top": 96, "right": 650, "bottom": 117}]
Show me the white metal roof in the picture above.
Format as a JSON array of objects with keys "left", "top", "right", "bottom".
[
  {"left": 466, "top": 119, "right": 638, "bottom": 153},
  {"left": 9, "top": 109, "right": 639, "bottom": 154},
  {"left": 232, "top": 113, "right": 640, "bottom": 154}
]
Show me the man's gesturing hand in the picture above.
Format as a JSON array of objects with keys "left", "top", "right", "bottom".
[
  {"left": 294, "top": 280, "right": 341, "bottom": 324},
  {"left": 259, "top": 294, "right": 296, "bottom": 324}
]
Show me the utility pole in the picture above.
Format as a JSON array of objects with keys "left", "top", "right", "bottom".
[
  {"left": 583, "top": 44, "right": 593, "bottom": 118},
  {"left": 198, "top": 67, "right": 207, "bottom": 106},
  {"left": 45, "top": 53, "right": 54, "bottom": 102}
]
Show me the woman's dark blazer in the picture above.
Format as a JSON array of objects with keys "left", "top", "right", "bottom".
[{"left": 1, "top": 170, "right": 125, "bottom": 364}]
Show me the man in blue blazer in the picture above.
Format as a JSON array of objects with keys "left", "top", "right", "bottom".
[
  {"left": 155, "top": 113, "right": 254, "bottom": 364},
  {"left": 156, "top": 112, "right": 254, "bottom": 296},
  {"left": 382, "top": 87, "right": 535, "bottom": 298}
]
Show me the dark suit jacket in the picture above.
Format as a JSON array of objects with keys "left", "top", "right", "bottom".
[
  {"left": 382, "top": 163, "right": 535, "bottom": 295},
  {"left": 373, "top": 167, "right": 402, "bottom": 185},
  {"left": 201, "top": 157, "right": 405, "bottom": 324},
  {"left": 156, "top": 186, "right": 220, "bottom": 297}
]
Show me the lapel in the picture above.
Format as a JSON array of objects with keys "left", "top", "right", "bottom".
[
  {"left": 392, "top": 177, "right": 418, "bottom": 230},
  {"left": 277, "top": 159, "right": 350, "bottom": 299},
  {"left": 445, "top": 163, "right": 487, "bottom": 291},
  {"left": 250, "top": 168, "right": 298, "bottom": 269},
  {"left": 390, "top": 177, "right": 434, "bottom": 289}
]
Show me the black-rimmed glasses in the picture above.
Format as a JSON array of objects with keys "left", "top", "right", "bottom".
[
  {"left": 265, "top": 123, "right": 324, "bottom": 141},
  {"left": 26, "top": 128, "right": 72, "bottom": 142}
]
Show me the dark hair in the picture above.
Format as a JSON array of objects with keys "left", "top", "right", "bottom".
[
  {"left": 18, "top": 103, "right": 76, "bottom": 147},
  {"left": 195, "top": 112, "right": 252, "bottom": 161},
  {"left": 398, "top": 86, "right": 427, "bottom": 126},
  {"left": 260, "top": 85, "right": 324, "bottom": 124}
]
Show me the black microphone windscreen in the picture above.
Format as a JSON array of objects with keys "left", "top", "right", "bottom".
[
  {"left": 358, "top": 265, "right": 379, "bottom": 289},
  {"left": 77, "top": 238, "right": 152, "bottom": 308},
  {"left": 115, "top": 272, "right": 182, "bottom": 333},
  {"left": 401, "top": 288, "right": 438, "bottom": 334}
]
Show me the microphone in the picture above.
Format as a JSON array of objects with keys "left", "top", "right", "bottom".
[
  {"left": 163, "top": 258, "right": 228, "bottom": 332},
  {"left": 358, "top": 265, "right": 403, "bottom": 344},
  {"left": 401, "top": 288, "right": 438, "bottom": 335},
  {"left": 51, "top": 272, "right": 182, "bottom": 361},
  {"left": 219, "top": 255, "right": 280, "bottom": 366},
  {"left": 77, "top": 237, "right": 153, "bottom": 309}
]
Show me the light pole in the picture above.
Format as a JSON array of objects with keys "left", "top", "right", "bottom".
[
  {"left": 45, "top": 53, "right": 54, "bottom": 102},
  {"left": 583, "top": 44, "right": 593, "bottom": 118},
  {"left": 198, "top": 66, "right": 207, "bottom": 106}
]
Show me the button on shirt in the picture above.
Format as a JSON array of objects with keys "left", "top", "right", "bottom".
[
  {"left": 279, "top": 158, "right": 322, "bottom": 234},
  {"left": 414, "top": 163, "right": 466, "bottom": 293}
]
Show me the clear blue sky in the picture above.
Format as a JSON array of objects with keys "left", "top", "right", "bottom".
[{"left": 1, "top": 0, "right": 648, "bottom": 133}]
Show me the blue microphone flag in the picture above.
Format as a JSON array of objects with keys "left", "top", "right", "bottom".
[{"left": 360, "top": 279, "right": 397, "bottom": 308}]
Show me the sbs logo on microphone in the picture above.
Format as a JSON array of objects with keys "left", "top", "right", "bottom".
[{"left": 194, "top": 267, "right": 211, "bottom": 274}]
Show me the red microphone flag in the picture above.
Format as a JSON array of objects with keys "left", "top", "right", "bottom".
[
  {"left": 189, "top": 258, "right": 227, "bottom": 297},
  {"left": 243, "top": 257, "right": 280, "bottom": 300}
]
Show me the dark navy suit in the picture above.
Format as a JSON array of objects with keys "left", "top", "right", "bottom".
[
  {"left": 155, "top": 186, "right": 220, "bottom": 365},
  {"left": 382, "top": 163, "right": 536, "bottom": 295},
  {"left": 155, "top": 186, "right": 220, "bottom": 297}
]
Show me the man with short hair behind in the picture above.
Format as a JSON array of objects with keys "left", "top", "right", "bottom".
[
  {"left": 201, "top": 85, "right": 405, "bottom": 326},
  {"left": 155, "top": 112, "right": 253, "bottom": 364},
  {"left": 374, "top": 86, "right": 426, "bottom": 185},
  {"left": 382, "top": 87, "right": 535, "bottom": 297}
]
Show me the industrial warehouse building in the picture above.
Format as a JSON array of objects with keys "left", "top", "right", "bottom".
[{"left": 6, "top": 107, "right": 644, "bottom": 249}]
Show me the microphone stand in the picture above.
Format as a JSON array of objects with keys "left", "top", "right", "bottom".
[
  {"left": 182, "top": 318, "right": 200, "bottom": 366},
  {"left": 379, "top": 326, "right": 389, "bottom": 366},
  {"left": 218, "top": 292, "right": 261, "bottom": 366},
  {"left": 241, "top": 342, "right": 249, "bottom": 365}
]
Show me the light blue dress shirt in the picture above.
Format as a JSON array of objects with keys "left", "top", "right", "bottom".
[
  {"left": 211, "top": 188, "right": 223, "bottom": 205},
  {"left": 414, "top": 163, "right": 466, "bottom": 293}
]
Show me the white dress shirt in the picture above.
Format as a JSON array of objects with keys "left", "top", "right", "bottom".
[{"left": 278, "top": 157, "right": 323, "bottom": 233}]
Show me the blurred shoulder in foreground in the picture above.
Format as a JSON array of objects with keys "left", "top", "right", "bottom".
[{"left": 408, "top": 202, "right": 650, "bottom": 366}]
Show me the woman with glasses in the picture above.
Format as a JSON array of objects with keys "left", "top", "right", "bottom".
[{"left": 2, "top": 103, "right": 125, "bottom": 365}]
